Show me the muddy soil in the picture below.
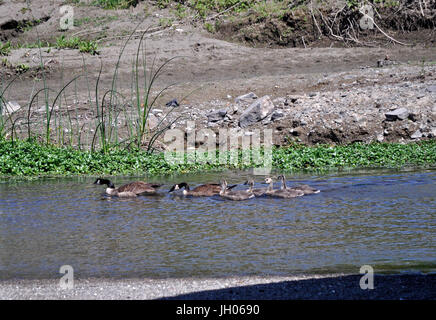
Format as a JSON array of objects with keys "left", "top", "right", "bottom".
[{"left": 1, "top": 0, "right": 435, "bottom": 148}]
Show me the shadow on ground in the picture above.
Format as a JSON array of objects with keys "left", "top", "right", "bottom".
[{"left": 159, "top": 274, "right": 436, "bottom": 300}]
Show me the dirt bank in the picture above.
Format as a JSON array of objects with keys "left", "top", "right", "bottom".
[{"left": 1, "top": 1, "right": 435, "bottom": 148}]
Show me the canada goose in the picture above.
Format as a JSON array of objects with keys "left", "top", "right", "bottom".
[
  {"left": 93, "top": 178, "right": 161, "bottom": 197},
  {"left": 243, "top": 179, "right": 266, "bottom": 197},
  {"left": 168, "top": 182, "right": 237, "bottom": 196},
  {"left": 277, "top": 175, "right": 320, "bottom": 195},
  {"left": 264, "top": 177, "right": 304, "bottom": 198},
  {"left": 219, "top": 180, "right": 255, "bottom": 201}
]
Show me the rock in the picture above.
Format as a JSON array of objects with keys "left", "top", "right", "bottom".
[
  {"left": 1, "top": 101, "right": 21, "bottom": 115},
  {"left": 377, "top": 59, "right": 394, "bottom": 68},
  {"left": 377, "top": 133, "right": 384, "bottom": 142},
  {"left": 426, "top": 85, "right": 436, "bottom": 93},
  {"left": 385, "top": 108, "right": 409, "bottom": 121},
  {"left": 410, "top": 130, "right": 422, "bottom": 139},
  {"left": 229, "top": 104, "right": 239, "bottom": 114},
  {"left": 239, "top": 95, "right": 275, "bottom": 128},
  {"left": 271, "top": 110, "right": 284, "bottom": 122},
  {"left": 235, "top": 92, "right": 257, "bottom": 104},
  {"left": 207, "top": 121, "right": 220, "bottom": 128},
  {"left": 207, "top": 109, "right": 227, "bottom": 122},
  {"left": 261, "top": 109, "right": 283, "bottom": 125},
  {"left": 147, "top": 113, "right": 159, "bottom": 130},
  {"left": 288, "top": 97, "right": 298, "bottom": 104},
  {"left": 408, "top": 113, "right": 419, "bottom": 122},
  {"left": 37, "top": 105, "right": 59, "bottom": 112},
  {"left": 152, "top": 109, "right": 163, "bottom": 114},
  {"left": 290, "top": 127, "right": 305, "bottom": 137},
  {"left": 165, "top": 99, "right": 179, "bottom": 108}
]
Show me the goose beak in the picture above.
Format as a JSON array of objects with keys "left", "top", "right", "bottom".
[{"left": 243, "top": 180, "right": 249, "bottom": 185}]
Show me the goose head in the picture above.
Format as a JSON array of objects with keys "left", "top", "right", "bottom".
[
  {"left": 264, "top": 177, "right": 273, "bottom": 184},
  {"left": 93, "top": 178, "right": 114, "bottom": 188},
  {"left": 264, "top": 177, "right": 274, "bottom": 191},
  {"left": 169, "top": 182, "right": 188, "bottom": 193}
]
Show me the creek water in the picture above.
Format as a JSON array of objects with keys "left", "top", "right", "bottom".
[{"left": 0, "top": 169, "right": 435, "bottom": 280}]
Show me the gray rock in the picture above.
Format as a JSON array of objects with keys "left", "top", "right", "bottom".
[
  {"left": 271, "top": 110, "right": 284, "bottom": 122},
  {"left": 235, "top": 92, "right": 258, "bottom": 104},
  {"left": 229, "top": 104, "right": 239, "bottom": 114},
  {"left": 385, "top": 108, "right": 409, "bottom": 121},
  {"left": 289, "top": 127, "right": 305, "bottom": 137},
  {"left": 410, "top": 130, "right": 422, "bottom": 139},
  {"left": 1, "top": 101, "right": 21, "bottom": 115},
  {"left": 377, "top": 133, "right": 384, "bottom": 142},
  {"left": 408, "top": 113, "right": 419, "bottom": 122},
  {"left": 207, "top": 121, "right": 221, "bottom": 128},
  {"left": 207, "top": 109, "right": 227, "bottom": 122},
  {"left": 288, "top": 97, "right": 298, "bottom": 104},
  {"left": 147, "top": 113, "right": 159, "bottom": 130},
  {"left": 426, "top": 85, "right": 436, "bottom": 93},
  {"left": 239, "top": 95, "right": 275, "bottom": 128}
]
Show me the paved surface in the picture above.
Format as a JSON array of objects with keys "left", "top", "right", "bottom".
[{"left": 0, "top": 274, "right": 435, "bottom": 300}]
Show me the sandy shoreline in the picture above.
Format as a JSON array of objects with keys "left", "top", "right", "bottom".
[{"left": 0, "top": 273, "right": 434, "bottom": 300}]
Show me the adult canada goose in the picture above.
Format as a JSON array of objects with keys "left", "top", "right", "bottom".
[
  {"left": 93, "top": 178, "right": 161, "bottom": 197},
  {"left": 220, "top": 180, "right": 255, "bottom": 201},
  {"left": 243, "top": 179, "right": 267, "bottom": 197},
  {"left": 168, "top": 182, "right": 237, "bottom": 197},
  {"left": 277, "top": 175, "right": 320, "bottom": 195},
  {"left": 264, "top": 177, "right": 304, "bottom": 198}
]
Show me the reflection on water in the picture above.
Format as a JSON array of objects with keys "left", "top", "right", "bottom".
[{"left": 0, "top": 169, "right": 435, "bottom": 279}]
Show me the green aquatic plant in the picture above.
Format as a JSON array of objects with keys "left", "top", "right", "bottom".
[
  {"left": 0, "top": 139, "right": 435, "bottom": 177},
  {"left": 204, "top": 22, "right": 215, "bottom": 33},
  {"left": 55, "top": 36, "right": 99, "bottom": 55},
  {"left": 15, "top": 63, "right": 30, "bottom": 74},
  {"left": 79, "top": 40, "right": 99, "bottom": 55},
  {"left": 56, "top": 35, "right": 81, "bottom": 49},
  {"left": 93, "top": 0, "right": 139, "bottom": 9},
  {"left": 0, "top": 41, "right": 11, "bottom": 56}
]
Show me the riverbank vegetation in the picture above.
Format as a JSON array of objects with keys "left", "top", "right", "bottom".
[
  {"left": 91, "top": 0, "right": 436, "bottom": 47},
  {"left": 0, "top": 138, "right": 435, "bottom": 177}
]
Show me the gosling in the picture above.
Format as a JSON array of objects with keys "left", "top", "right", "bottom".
[
  {"left": 219, "top": 180, "right": 255, "bottom": 201},
  {"left": 264, "top": 177, "right": 304, "bottom": 198},
  {"left": 277, "top": 175, "right": 320, "bottom": 195},
  {"left": 169, "top": 182, "right": 237, "bottom": 197},
  {"left": 243, "top": 179, "right": 267, "bottom": 197}
]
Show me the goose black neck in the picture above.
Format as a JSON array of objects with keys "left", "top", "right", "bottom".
[
  {"left": 100, "top": 179, "right": 115, "bottom": 188},
  {"left": 179, "top": 182, "right": 189, "bottom": 191}
]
